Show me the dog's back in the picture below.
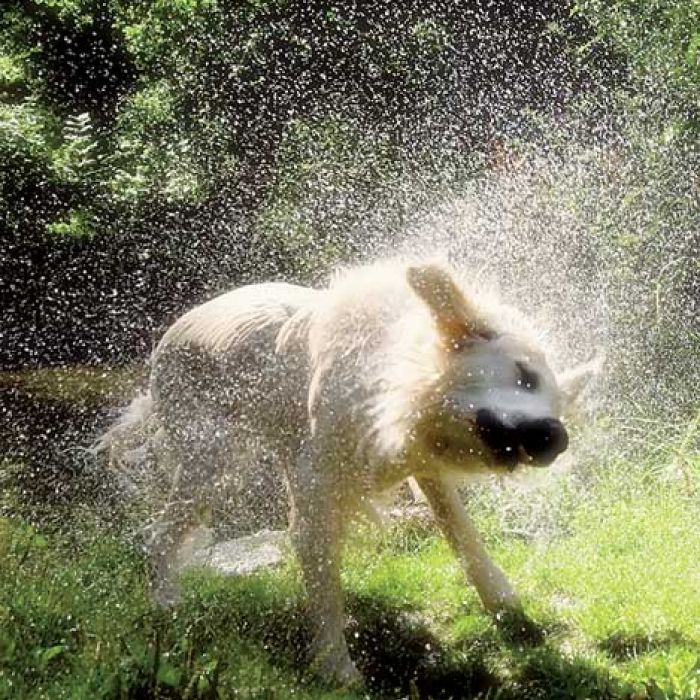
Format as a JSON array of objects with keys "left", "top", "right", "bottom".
[
  {"left": 151, "top": 282, "right": 318, "bottom": 442},
  {"left": 96, "top": 282, "right": 319, "bottom": 487}
]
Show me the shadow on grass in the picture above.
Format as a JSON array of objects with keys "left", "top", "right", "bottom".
[
  {"left": 349, "top": 595, "right": 621, "bottom": 699},
  {"left": 347, "top": 593, "right": 497, "bottom": 698},
  {"left": 599, "top": 630, "right": 700, "bottom": 661},
  {"left": 180, "top": 577, "right": 625, "bottom": 699}
]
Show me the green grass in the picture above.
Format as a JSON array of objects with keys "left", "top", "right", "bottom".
[
  {"left": 0, "top": 460, "right": 698, "bottom": 699},
  {"left": 0, "top": 365, "right": 144, "bottom": 405}
]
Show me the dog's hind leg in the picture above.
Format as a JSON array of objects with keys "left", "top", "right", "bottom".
[
  {"left": 142, "top": 505, "right": 210, "bottom": 606},
  {"left": 287, "top": 450, "right": 362, "bottom": 688},
  {"left": 143, "top": 427, "right": 215, "bottom": 606},
  {"left": 415, "top": 475, "right": 519, "bottom": 612}
]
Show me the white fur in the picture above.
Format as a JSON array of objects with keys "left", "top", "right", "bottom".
[{"left": 96, "top": 258, "right": 589, "bottom": 687}]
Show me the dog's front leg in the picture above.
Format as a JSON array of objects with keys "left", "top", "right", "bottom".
[
  {"left": 416, "top": 475, "right": 519, "bottom": 612},
  {"left": 289, "top": 458, "right": 362, "bottom": 688}
]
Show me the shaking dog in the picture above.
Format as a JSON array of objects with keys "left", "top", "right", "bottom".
[{"left": 96, "top": 259, "right": 596, "bottom": 687}]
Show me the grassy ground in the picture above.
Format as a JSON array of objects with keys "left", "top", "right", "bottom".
[{"left": 1, "top": 448, "right": 698, "bottom": 700}]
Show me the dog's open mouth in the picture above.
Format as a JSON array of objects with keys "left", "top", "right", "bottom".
[{"left": 489, "top": 444, "right": 536, "bottom": 470}]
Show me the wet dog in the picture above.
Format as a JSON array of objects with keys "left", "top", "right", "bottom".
[{"left": 96, "top": 259, "right": 596, "bottom": 687}]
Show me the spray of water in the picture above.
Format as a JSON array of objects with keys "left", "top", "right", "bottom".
[
  {"left": 245, "top": 103, "right": 698, "bottom": 537},
  {"left": 3, "top": 7, "right": 700, "bottom": 696},
  {"left": 386, "top": 113, "right": 699, "bottom": 534},
  {"left": 338, "top": 108, "right": 699, "bottom": 422}
]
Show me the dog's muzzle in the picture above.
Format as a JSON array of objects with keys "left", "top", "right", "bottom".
[{"left": 475, "top": 408, "right": 569, "bottom": 468}]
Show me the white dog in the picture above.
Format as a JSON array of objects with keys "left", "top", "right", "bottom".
[{"left": 96, "top": 259, "right": 595, "bottom": 687}]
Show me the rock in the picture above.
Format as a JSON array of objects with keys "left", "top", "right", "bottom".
[{"left": 190, "top": 529, "right": 288, "bottom": 576}]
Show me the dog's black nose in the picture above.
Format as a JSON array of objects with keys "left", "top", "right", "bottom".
[
  {"left": 475, "top": 408, "right": 519, "bottom": 468},
  {"left": 517, "top": 417, "right": 569, "bottom": 465},
  {"left": 475, "top": 409, "right": 568, "bottom": 468}
]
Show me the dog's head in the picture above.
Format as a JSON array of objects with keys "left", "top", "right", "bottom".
[{"left": 407, "top": 264, "right": 598, "bottom": 472}]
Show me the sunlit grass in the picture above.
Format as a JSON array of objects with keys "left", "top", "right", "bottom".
[{"left": 0, "top": 458, "right": 698, "bottom": 698}]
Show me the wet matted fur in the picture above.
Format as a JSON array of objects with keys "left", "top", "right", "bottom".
[{"left": 96, "top": 259, "right": 596, "bottom": 687}]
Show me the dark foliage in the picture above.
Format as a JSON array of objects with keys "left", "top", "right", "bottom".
[{"left": 0, "top": 0, "right": 619, "bottom": 368}]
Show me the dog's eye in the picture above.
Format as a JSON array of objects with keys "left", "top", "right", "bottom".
[{"left": 515, "top": 362, "right": 540, "bottom": 391}]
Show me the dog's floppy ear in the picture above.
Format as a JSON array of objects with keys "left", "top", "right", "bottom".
[
  {"left": 407, "top": 264, "right": 490, "bottom": 350},
  {"left": 558, "top": 353, "right": 604, "bottom": 407}
]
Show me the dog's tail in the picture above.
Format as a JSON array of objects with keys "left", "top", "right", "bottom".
[{"left": 91, "top": 391, "right": 159, "bottom": 491}]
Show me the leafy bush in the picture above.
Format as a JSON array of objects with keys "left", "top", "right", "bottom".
[{"left": 577, "top": 0, "right": 700, "bottom": 130}]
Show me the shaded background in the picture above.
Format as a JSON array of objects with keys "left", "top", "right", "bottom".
[{"left": 1, "top": 0, "right": 625, "bottom": 368}]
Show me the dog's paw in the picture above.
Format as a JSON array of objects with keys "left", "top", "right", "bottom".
[{"left": 493, "top": 607, "right": 546, "bottom": 646}]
